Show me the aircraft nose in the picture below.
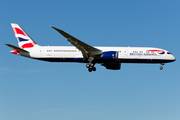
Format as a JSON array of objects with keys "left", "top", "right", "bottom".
[{"left": 171, "top": 55, "right": 176, "bottom": 62}]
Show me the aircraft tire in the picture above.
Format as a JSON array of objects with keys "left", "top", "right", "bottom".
[
  {"left": 160, "top": 66, "right": 163, "bottom": 70},
  {"left": 90, "top": 63, "right": 94, "bottom": 67},
  {"left": 86, "top": 64, "right": 90, "bottom": 68},
  {"left": 92, "top": 67, "right": 96, "bottom": 71},
  {"left": 88, "top": 68, "right": 92, "bottom": 72}
]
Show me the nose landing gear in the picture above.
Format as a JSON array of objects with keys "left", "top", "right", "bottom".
[{"left": 160, "top": 63, "right": 165, "bottom": 70}]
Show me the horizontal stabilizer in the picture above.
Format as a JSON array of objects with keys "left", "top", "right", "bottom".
[{"left": 5, "top": 44, "right": 29, "bottom": 53}]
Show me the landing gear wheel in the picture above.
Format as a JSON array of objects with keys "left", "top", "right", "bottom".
[
  {"left": 160, "top": 63, "right": 165, "bottom": 70},
  {"left": 92, "top": 67, "right": 96, "bottom": 71},
  {"left": 86, "top": 62, "right": 96, "bottom": 72},
  {"left": 90, "top": 63, "right": 94, "bottom": 67},
  {"left": 88, "top": 68, "right": 92, "bottom": 72},
  {"left": 86, "top": 64, "right": 90, "bottom": 68},
  {"left": 160, "top": 66, "right": 163, "bottom": 70}
]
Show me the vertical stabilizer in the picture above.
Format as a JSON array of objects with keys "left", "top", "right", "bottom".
[{"left": 11, "top": 23, "right": 36, "bottom": 49}]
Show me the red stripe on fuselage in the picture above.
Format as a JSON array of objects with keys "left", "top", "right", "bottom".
[{"left": 147, "top": 50, "right": 164, "bottom": 52}]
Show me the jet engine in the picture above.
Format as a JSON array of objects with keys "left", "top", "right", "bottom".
[
  {"left": 101, "top": 51, "right": 118, "bottom": 61},
  {"left": 102, "top": 63, "right": 121, "bottom": 70}
]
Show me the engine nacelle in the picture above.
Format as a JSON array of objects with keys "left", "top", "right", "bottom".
[
  {"left": 102, "top": 51, "right": 118, "bottom": 61},
  {"left": 103, "top": 63, "right": 121, "bottom": 70}
]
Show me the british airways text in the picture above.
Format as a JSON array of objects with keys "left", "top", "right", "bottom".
[{"left": 130, "top": 53, "right": 157, "bottom": 56}]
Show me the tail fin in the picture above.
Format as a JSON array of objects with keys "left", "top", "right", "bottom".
[{"left": 11, "top": 23, "right": 36, "bottom": 49}]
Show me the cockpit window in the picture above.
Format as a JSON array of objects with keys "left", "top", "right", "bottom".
[{"left": 167, "top": 52, "right": 171, "bottom": 54}]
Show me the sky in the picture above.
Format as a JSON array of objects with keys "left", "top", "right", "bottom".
[{"left": 0, "top": 0, "right": 180, "bottom": 120}]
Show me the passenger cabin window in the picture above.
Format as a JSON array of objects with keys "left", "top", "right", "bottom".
[
  {"left": 133, "top": 51, "right": 138, "bottom": 53},
  {"left": 47, "top": 50, "right": 52, "bottom": 52},
  {"left": 53, "top": 50, "right": 77, "bottom": 52}
]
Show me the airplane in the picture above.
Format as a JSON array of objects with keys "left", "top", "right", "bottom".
[{"left": 5, "top": 23, "right": 176, "bottom": 72}]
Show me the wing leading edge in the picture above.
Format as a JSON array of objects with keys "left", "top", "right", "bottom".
[{"left": 51, "top": 26, "right": 102, "bottom": 60}]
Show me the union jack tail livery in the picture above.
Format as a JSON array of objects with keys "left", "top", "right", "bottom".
[{"left": 11, "top": 23, "right": 36, "bottom": 49}]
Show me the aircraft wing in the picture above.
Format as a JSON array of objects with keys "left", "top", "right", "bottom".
[
  {"left": 51, "top": 26, "right": 102, "bottom": 59},
  {"left": 5, "top": 44, "right": 29, "bottom": 53}
]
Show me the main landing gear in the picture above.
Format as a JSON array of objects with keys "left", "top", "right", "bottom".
[
  {"left": 160, "top": 63, "right": 165, "bottom": 70},
  {"left": 86, "top": 63, "right": 96, "bottom": 72},
  {"left": 86, "top": 57, "right": 96, "bottom": 72}
]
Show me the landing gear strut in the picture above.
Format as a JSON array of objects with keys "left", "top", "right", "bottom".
[{"left": 160, "top": 63, "right": 165, "bottom": 70}]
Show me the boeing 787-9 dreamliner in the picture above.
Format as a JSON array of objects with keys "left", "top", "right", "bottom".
[{"left": 6, "top": 23, "right": 176, "bottom": 72}]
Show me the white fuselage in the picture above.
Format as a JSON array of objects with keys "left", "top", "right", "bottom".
[{"left": 22, "top": 45, "right": 175, "bottom": 64}]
